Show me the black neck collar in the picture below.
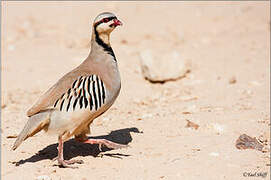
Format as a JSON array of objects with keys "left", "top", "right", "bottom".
[{"left": 94, "top": 24, "right": 116, "bottom": 61}]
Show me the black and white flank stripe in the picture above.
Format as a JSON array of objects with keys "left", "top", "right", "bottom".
[{"left": 54, "top": 75, "right": 106, "bottom": 112}]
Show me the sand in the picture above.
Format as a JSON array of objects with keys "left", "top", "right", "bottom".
[{"left": 1, "top": 2, "right": 270, "bottom": 180}]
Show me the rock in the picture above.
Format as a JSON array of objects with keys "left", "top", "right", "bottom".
[
  {"left": 229, "top": 76, "right": 237, "bottom": 84},
  {"left": 185, "top": 120, "right": 199, "bottom": 130},
  {"left": 235, "top": 134, "right": 264, "bottom": 152},
  {"left": 137, "top": 117, "right": 142, "bottom": 121},
  {"left": 139, "top": 50, "right": 189, "bottom": 83}
]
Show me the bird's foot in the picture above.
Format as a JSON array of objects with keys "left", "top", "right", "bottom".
[
  {"left": 83, "top": 139, "right": 129, "bottom": 151},
  {"left": 53, "top": 157, "right": 84, "bottom": 168}
]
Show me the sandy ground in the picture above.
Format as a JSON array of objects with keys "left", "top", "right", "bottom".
[{"left": 1, "top": 2, "right": 270, "bottom": 180}]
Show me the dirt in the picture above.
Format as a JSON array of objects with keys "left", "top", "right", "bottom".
[{"left": 1, "top": 2, "right": 270, "bottom": 180}]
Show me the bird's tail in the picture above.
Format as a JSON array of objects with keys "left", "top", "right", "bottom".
[{"left": 12, "top": 110, "right": 51, "bottom": 150}]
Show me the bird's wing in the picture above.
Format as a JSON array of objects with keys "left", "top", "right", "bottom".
[{"left": 27, "top": 68, "right": 107, "bottom": 116}]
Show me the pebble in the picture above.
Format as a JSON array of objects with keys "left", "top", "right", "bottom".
[
  {"left": 236, "top": 134, "right": 265, "bottom": 152},
  {"left": 36, "top": 175, "right": 51, "bottom": 180},
  {"left": 185, "top": 120, "right": 199, "bottom": 130},
  {"left": 229, "top": 76, "right": 236, "bottom": 84},
  {"left": 211, "top": 123, "right": 225, "bottom": 135},
  {"left": 209, "top": 152, "right": 220, "bottom": 157},
  {"left": 142, "top": 113, "right": 153, "bottom": 119},
  {"left": 1, "top": 104, "right": 7, "bottom": 109},
  {"left": 139, "top": 50, "right": 189, "bottom": 83},
  {"left": 6, "top": 135, "right": 17, "bottom": 138}
]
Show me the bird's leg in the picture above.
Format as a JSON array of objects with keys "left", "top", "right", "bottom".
[
  {"left": 82, "top": 138, "right": 129, "bottom": 151},
  {"left": 55, "top": 135, "right": 83, "bottom": 168}
]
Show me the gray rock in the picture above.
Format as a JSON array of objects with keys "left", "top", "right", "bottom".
[{"left": 139, "top": 50, "right": 189, "bottom": 83}]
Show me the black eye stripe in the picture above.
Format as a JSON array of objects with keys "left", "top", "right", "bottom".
[
  {"left": 95, "top": 16, "right": 117, "bottom": 26},
  {"left": 103, "top": 16, "right": 116, "bottom": 22}
]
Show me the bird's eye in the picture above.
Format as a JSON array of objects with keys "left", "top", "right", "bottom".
[{"left": 103, "top": 18, "right": 109, "bottom": 23}]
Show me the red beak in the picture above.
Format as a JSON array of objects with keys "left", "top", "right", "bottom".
[{"left": 113, "top": 19, "right": 123, "bottom": 26}]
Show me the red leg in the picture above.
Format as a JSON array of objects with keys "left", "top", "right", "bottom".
[
  {"left": 81, "top": 138, "right": 129, "bottom": 151},
  {"left": 55, "top": 136, "right": 83, "bottom": 168}
]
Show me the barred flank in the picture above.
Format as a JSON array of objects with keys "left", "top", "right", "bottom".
[{"left": 54, "top": 75, "right": 106, "bottom": 112}]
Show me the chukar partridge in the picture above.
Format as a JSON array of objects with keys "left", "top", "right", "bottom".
[{"left": 12, "top": 12, "right": 126, "bottom": 168}]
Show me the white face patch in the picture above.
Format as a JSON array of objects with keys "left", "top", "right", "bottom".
[
  {"left": 93, "top": 12, "right": 118, "bottom": 34},
  {"left": 96, "top": 23, "right": 115, "bottom": 34}
]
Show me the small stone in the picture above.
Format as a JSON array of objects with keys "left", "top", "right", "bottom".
[
  {"left": 182, "top": 112, "right": 192, "bottom": 114},
  {"left": 211, "top": 123, "right": 224, "bottom": 135},
  {"left": 192, "top": 148, "right": 201, "bottom": 152},
  {"left": 235, "top": 134, "right": 264, "bottom": 151},
  {"left": 6, "top": 135, "right": 17, "bottom": 138},
  {"left": 139, "top": 50, "right": 189, "bottom": 83},
  {"left": 36, "top": 175, "right": 51, "bottom": 180},
  {"left": 229, "top": 76, "right": 236, "bottom": 84},
  {"left": 142, "top": 114, "right": 153, "bottom": 119},
  {"left": 261, "top": 146, "right": 270, "bottom": 153},
  {"left": 1, "top": 104, "right": 7, "bottom": 109},
  {"left": 258, "top": 135, "right": 268, "bottom": 145},
  {"left": 185, "top": 120, "right": 199, "bottom": 130},
  {"left": 209, "top": 152, "right": 219, "bottom": 157}
]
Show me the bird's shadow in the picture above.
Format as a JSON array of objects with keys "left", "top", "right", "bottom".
[{"left": 13, "top": 127, "right": 142, "bottom": 166}]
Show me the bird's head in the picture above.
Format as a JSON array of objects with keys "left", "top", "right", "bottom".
[{"left": 93, "top": 12, "right": 122, "bottom": 35}]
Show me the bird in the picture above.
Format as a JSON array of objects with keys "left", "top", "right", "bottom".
[{"left": 12, "top": 12, "right": 126, "bottom": 168}]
